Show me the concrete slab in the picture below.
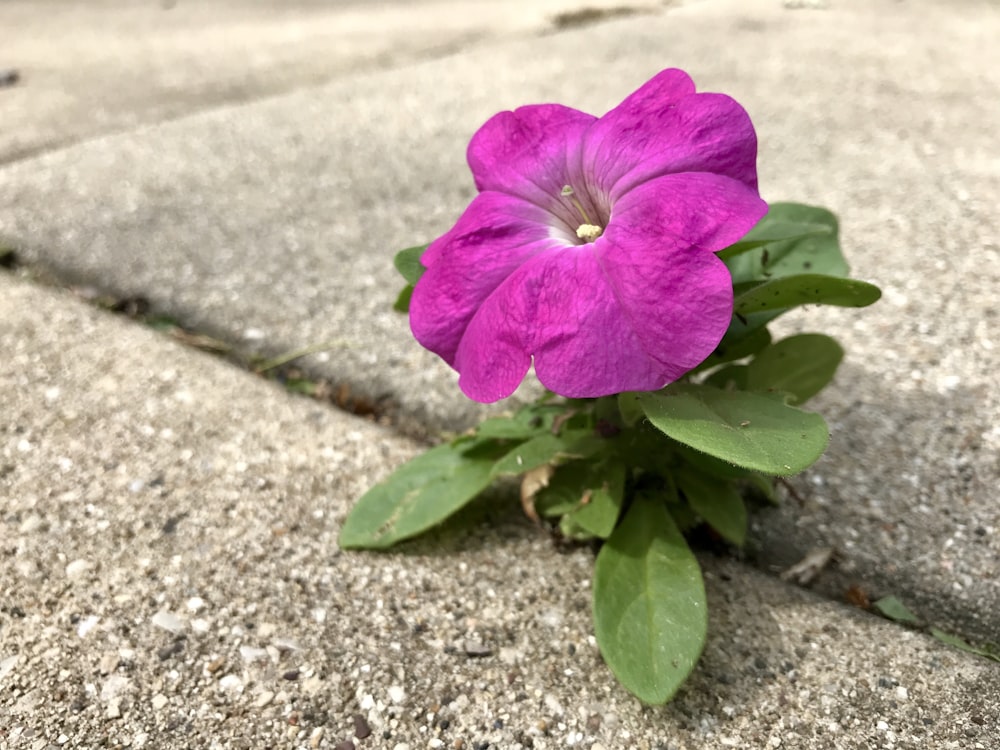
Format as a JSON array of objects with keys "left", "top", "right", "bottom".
[
  {"left": 0, "top": 0, "right": 665, "bottom": 163},
  {"left": 1, "top": 0, "right": 998, "bottom": 643},
  {"left": 2, "top": 275, "right": 998, "bottom": 748}
]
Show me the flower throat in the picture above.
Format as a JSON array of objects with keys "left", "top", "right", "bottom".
[{"left": 561, "top": 185, "right": 603, "bottom": 242}]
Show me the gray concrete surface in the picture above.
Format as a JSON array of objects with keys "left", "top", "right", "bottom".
[
  {"left": 3, "top": 275, "right": 998, "bottom": 749},
  {"left": 0, "top": 0, "right": 663, "bottom": 163},
  {"left": 2, "top": 0, "right": 999, "bottom": 746},
  {"left": 2, "top": 0, "right": 998, "bottom": 644}
]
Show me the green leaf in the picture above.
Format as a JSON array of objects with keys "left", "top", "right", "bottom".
[
  {"left": 745, "top": 334, "right": 844, "bottom": 405},
  {"left": 703, "top": 364, "right": 749, "bottom": 391},
  {"left": 558, "top": 514, "right": 594, "bottom": 541},
  {"left": 535, "top": 459, "right": 626, "bottom": 538},
  {"left": 734, "top": 274, "right": 882, "bottom": 317},
  {"left": 871, "top": 595, "right": 920, "bottom": 625},
  {"left": 718, "top": 207, "right": 834, "bottom": 261},
  {"left": 726, "top": 203, "right": 847, "bottom": 285},
  {"left": 672, "top": 442, "right": 754, "bottom": 480},
  {"left": 339, "top": 444, "right": 494, "bottom": 549},
  {"left": 929, "top": 629, "right": 1000, "bottom": 662},
  {"left": 617, "top": 392, "right": 646, "bottom": 427},
  {"left": 490, "top": 431, "right": 604, "bottom": 478},
  {"left": 719, "top": 309, "right": 782, "bottom": 348},
  {"left": 636, "top": 384, "right": 829, "bottom": 476},
  {"left": 693, "top": 326, "right": 772, "bottom": 373},
  {"left": 476, "top": 404, "right": 565, "bottom": 440},
  {"left": 674, "top": 468, "right": 747, "bottom": 546},
  {"left": 743, "top": 473, "right": 778, "bottom": 504},
  {"left": 393, "top": 284, "right": 414, "bottom": 313},
  {"left": 593, "top": 493, "right": 707, "bottom": 704},
  {"left": 666, "top": 501, "right": 701, "bottom": 534},
  {"left": 394, "top": 244, "right": 428, "bottom": 285}
]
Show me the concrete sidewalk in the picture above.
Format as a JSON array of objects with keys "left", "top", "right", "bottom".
[
  {"left": 0, "top": 0, "right": 663, "bottom": 164},
  {"left": 2, "top": 0, "right": 999, "bottom": 747},
  {"left": 3, "top": 275, "right": 997, "bottom": 749}
]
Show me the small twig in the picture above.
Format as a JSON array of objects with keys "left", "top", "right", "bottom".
[{"left": 777, "top": 476, "right": 805, "bottom": 505}]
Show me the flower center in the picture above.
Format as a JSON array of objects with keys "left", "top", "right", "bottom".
[{"left": 561, "top": 185, "right": 604, "bottom": 242}]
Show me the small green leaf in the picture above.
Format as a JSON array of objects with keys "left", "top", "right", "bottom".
[
  {"left": 593, "top": 493, "right": 707, "bottom": 704},
  {"left": 726, "top": 203, "right": 847, "bottom": 284},
  {"left": 535, "top": 459, "right": 627, "bottom": 538},
  {"left": 393, "top": 284, "right": 414, "bottom": 313},
  {"left": 745, "top": 334, "right": 844, "bottom": 405},
  {"left": 694, "top": 326, "right": 772, "bottom": 373},
  {"left": 703, "top": 364, "right": 749, "bottom": 391},
  {"left": 558, "top": 514, "right": 595, "bottom": 541},
  {"left": 871, "top": 595, "right": 920, "bottom": 625},
  {"left": 666, "top": 501, "right": 701, "bottom": 534},
  {"left": 476, "top": 404, "right": 564, "bottom": 440},
  {"left": 394, "top": 244, "right": 428, "bottom": 285},
  {"left": 719, "top": 309, "right": 782, "bottom": 347},
  {"left": 734, "top": 274, "right": 882, "bottom": 316},
  {"left": 339, "top": 444, "right": 494, "bottom": 549},
  {"left": 743, "top": 473, "right": 778, "bottom": 504},
  {"left": 718, "top": 212, "right": 833, "bottom": 261},
  {"left": 674, "top": 468, "right": 747, "bottom": 546},
  {"left": 929, "top": 629, "right": 1000, "bottom": 662},
  {"left": 283, "top": 378, "right": 318, "bottom": 396},
  {"left": 637, "top": 384, "right": 829, "bottom": 476},
  {"left": 490, "top": 430, "right": 604, "bottom": 477},
  {"left": 617, "top": 392, "right": 646, "bottom": 427}
]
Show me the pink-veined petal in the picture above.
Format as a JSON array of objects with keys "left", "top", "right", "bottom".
[
  {"left": 467, "top": 104, "right": 596, "bottom": 208},
  {"left": 585, "top": 70, "right": 759, "bottom": 200},
  {"left": 608, "top": 171, "right": 768, "bottom": 254},
  {"left": 410, "top": 191, "right": 566, "bottom": 365},
  {"left": 453, "top": 240, "right": 732, "bottom": 403}
]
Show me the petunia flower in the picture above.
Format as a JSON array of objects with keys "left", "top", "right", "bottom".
[{"left": 410, "top": 68, "right": 768, "bottom": 403}]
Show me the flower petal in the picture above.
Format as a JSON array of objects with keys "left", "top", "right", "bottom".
[
  {"left": 608, "top": 171, "right": 768, "bottom": 254},
  {"left": 585, "top": 69, "right": 759, "bottom": 200},
  {"left": 453, "top": 240, "right": 733, "bottom": 402},
  {"left": 466, "top": 104, "right": 596, "bottom": 207},
  {"left": 410, "top": 191, "right": 565, "bottom": 365}
]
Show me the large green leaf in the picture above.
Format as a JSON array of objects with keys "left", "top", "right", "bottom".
[
  {"left": 745, "top": 334, "right": 844, "bottom": 405},
  {"left": 733, "top": 274, "right": 882, "bottom": 317},
  {"left": 393, "top": 244, "right": 428, "bottom": 285},
  {"left": 339, "top": 444, "right": 494, "bottom": 549},
  {"left": 726, "top": 203, "right": 847, "bottom": 285},
  {"left": 674, "top": 468, "right": 747, "bottom": 546},
  {"left": 636, "top": 384, "right": 829, "bottom": 475},
  {"left": 671, "top": 442, "right": 754, "bottom": 481},
  {"left": 593, "top": 493, "right": 707, "bottom": 704}
]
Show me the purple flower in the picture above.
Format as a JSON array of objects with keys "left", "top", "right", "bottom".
[{"left": 410, "top": 69, "right": 767, "bottom": 403}]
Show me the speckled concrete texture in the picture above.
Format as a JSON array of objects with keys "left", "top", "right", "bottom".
[
  {"left": 1, "top": 0, "right": 997, "bottom": 647},
  {"left": 0, "top": 0, "right": 664, "bottom": 163},
  {"left": 3, "top": 276, "right": 998, "bottom": 749}
]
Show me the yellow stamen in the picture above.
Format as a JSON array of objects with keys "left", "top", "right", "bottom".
[{"left": 561, "top": 185, "right": 596, "bottom": 226}]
